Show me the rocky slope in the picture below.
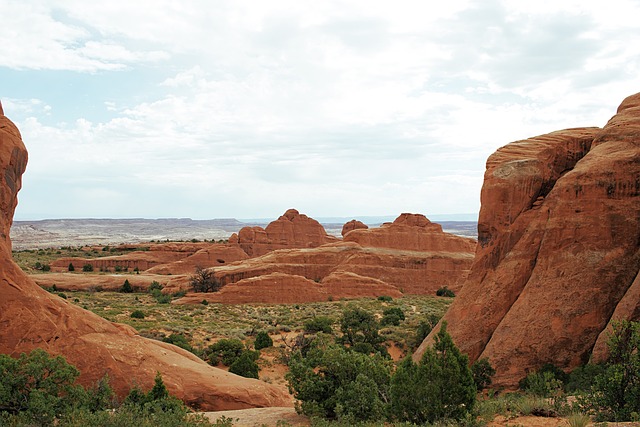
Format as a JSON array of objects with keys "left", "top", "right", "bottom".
[
  {"left": 416, "top": 92, "right": 640, "bottom": 387},
  {"left": 0, "top": 103, "right": 291, "bottom": 410}
]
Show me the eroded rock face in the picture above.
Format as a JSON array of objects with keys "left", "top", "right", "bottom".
[
  {"left": 341, "top": 219, "right": 368, "bottom": 236},
  {"left": 231, "top": 209, "right": 339, "bottom": 256},
  {"left": 0, "top": 107, "right": 291, "bottom": 410},
  {"left": 176, "top": 214, "right": 475, "bottom": 304},
  {"left": 416, "top": 93, "right": 640, "bottom": 387}
]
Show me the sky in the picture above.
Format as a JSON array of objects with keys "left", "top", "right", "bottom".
[{"left": 2, "top": 0, "right": 639, "bottom": 221}]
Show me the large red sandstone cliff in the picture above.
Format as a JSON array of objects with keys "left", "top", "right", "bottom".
[
  {"left": 416, "top": 93, "right": 640, "bottom": 387},
  {"left": 0, "top": 105, "right": 291, "bottom": 411}
]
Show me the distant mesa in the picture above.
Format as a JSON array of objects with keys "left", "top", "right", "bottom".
[
  {"left": 415, "top": 92, "right": 640, "bottom": 388},
  {"left": 0, "top": 105, "right": 291, "bottom": 410}
]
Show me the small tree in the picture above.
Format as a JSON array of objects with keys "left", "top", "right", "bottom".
[
  {"left": 471, "top": 358, "right": 496, "bottom": 390},
  {"left": 68, "top": 263, "right": 75, "bottom": 272},
  {"left": 254, "top": 331, "right": 273, "bottom": 350},
  {"left": 207, "top": 339, "right": 245, "bottom": 366},
  {"left": 339, "top": 307, "right": 384, "bottom": 353},
  {"left": 304, "top": 316, "right": 334, "bottom": 334},
  {"left": 190, "top": 266, "right": 221, "bottom": 293},
  {"left": 380, "top": 307, "right": 405, "bottom": 326},
  {"left": 120, "top": 279, "right": 133, "bottom": 293},
  {"left": 229, "top": 351, "right": 260, "bottom": 379},
  {"left": 82, "top": 263, "right": 93, "bottom": 272},
  {"left": 389, "top": 322, "right": 476, "bottom": 424}
]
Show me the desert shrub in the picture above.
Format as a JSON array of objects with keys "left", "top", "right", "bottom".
[
  {"left": 162, "top": 333, "right": 194, "bottom": 353},
  {"left": 303, "top": 316, "right": 334, "bottom": 334},
  {"left": 413, "top": 313, "right": 441, "bottom": 349},
  {"left": 201, "top": 299, "right": 209, "bottom": 305},
  {"left": 380, "top": 307, "right": 405, "bottom": 326},
  {"left": 435, "top": 286, "right": 455, "bottom": 297},
  {"left": 190, "top": 266, "right": 221, "bottom": 293},
  {"left": 68, "top": 263, "right": 75, "bottom": 271},
  {"left": 389, "top": 322, "right": 476, "bottom": 424},
  {"left": 82, "top": 263, "right": 93, "bottom": 272},
  {"left": 0, "top": 348, "right": 86, "bottom": 426},
  {"left": 565, "top": 363, "right": 606, "bottom": 393},
  {"left": 377, "top": 295, "right": 393, "bottom": 302},
  {"left": 254, "top": 331, "right": 273, "bottom": 350},
  {"left": 339, "top": 307, "right": 384, "bottom": 353},
  {"left": 472, "top": 357, "right": 496, "bottom": 390},
  {"left": 130, "top": 310, "right": 145, "bottom": 319},
  {"left": 120, "top": 279, "right": 134, "bottom": 293},
  {"left": 207, "top": 339, "right": 245, "bottom": 366},
  {"left": 286, "top": 344, "right": 392, "bottom": 421},
  {"left": 581, "top": 320, "right": 640, "bottom": 421},
  {"left": 149, "top": 281, "right": 163, "bottom": 292},
  {"left": 519, "top": 364, "right": 566, "bottom": 397},
  {"left": 229, "top": 351, "right": 260, "bottom": 379}
]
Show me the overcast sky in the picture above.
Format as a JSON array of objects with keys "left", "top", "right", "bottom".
[{"left": 2, "top": 0, "right": 639, "bottom": 221}]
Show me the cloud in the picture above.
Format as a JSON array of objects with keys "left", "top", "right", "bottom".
[{"left": 5, "top": 0, "right": 640, "bottom": 220}]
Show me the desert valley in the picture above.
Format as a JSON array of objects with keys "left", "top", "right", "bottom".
[{"left": 1, "top": 91, "right": 639, "bottom": 426}]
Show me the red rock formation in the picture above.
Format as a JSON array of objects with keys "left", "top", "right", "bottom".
[
  {"left": 231, "top": 209, "right": 339, "bottom": 257},
  {"left": 341, "top": 219, "right": 368, "bottom": 236},
  {"left": 175, "top": 213, "right": 475, "bottom": 303},
  {"left": 416, "top": 93, "right": 640, "bottom": 388},
  {"left": 0, "top": 106, "right": 290, "bottom": 410},
  {"left": 344, "top": 213, "right": 476, "bottom": 252}
]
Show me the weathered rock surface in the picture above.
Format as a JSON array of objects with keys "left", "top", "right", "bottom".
[
  {"left": 176, "top": 214, "right": 475, "bottom": 304},
  {"left": 0, "top": 106, "right": 291, "bottom": 410},
  {"left": 230, "top": 209, "right": 339, "bottom": 257},
  {"left": 341, "top": 219, "right": 368, "bottom": 236},
  {"left": 416, "top": 93, "right": 640, "bottom": 387}
]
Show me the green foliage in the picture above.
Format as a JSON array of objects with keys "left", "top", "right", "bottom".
[
  {"left": 208, "top": 339, "right": 245, "bottom": 366},
  {"left": 377, "top": 295, "right": 393, "bottom": 302},
  {"left": 519, "top": 365, "right": 565, "bottom": 397},
  {"left": 120, "top": 279, "right": 134, "bottom": 293},
  {"left": 149, "top": 281, "right": 172, "bottom": 304},
  {"left": 435, "top": 286, "right": 455, "bottom": 297},
  {"left": 304, "top": 316, "right": 334, "bottom": 334},
  {"left": 254, "top": 331, "right": 273, "bottom": 350},
  {"left": 339, "top": 308, "right": 384, "bottom": 353},
  {"left": 471, "top": 358, "right": 496, "bottom": 390},
  {"left": 162, "top": 333, "right": 194, "bottom": 353},
  {"left": 130, "top": 310, "right": 145, "bottom": 319},
  {"left": 68, "top": 262, "right": 75, "bottom": 271},
  {"left": 0, "top": 349, "right": 85, "bottom": 426},
  {"left": 229, "top": 351, "right": 260, "bottom": 379},
  {"left": 565, "top": 363, "right": 606, "bottom": 393},
  {"left": 582, "top": 320, "right": 640, "bottom": 421},
  {"left": 190, "top": 266, "right": 221, "bottom": 293},
  {"left": 82, "top": 263, "right": 94, "bottom": 272},
  {"left": 149, "top": 281, "right": 163, "bottom": 292},
  {"left": 286, "top": 344, "right": 392, "bottom": 421},
  {"left": 380, "top": 307, "right": 405, "bottom": 326},
  {"left": 389, "top": 322, "right": 476, "bottom": 424}
]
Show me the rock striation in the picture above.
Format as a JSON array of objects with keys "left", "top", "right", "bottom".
[
  {"left": 0, "top": 105, "right": 291, "bottom": 410},
  {"left": 176, "top": 213, "right": 476, "bottom": 304},
  {"left": 415, "top": 92, "right": 640, "bottom": 387},
  {"left": 229, "top": 209, "right": 339, "bottom": 257}
]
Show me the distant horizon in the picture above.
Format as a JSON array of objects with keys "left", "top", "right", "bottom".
[{"left": 12, "top": 212, "right": 479, "bottom": 224}]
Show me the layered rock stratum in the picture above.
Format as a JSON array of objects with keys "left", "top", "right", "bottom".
[
  {"left": 416, "top": 92, "right": 640, "bottom": 387},
  {"left": 0, "top": 104, "right": 291, "bottom": 411}
]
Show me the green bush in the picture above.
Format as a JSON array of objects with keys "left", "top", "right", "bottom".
[
  {"left": 389, "top": 322, "right": 476, "bottom": 424},
  {"left": 162, "top": 333, "right": 194, "bottom": 353},
  {"left": 435, "top": 286, "right": 455, "bottom": 297},
  {"left": 380, "top": 307, "right": 405, "bottom": 326},
  {"left": 519, "top": 364, "right": 566, "bottom": 397},
  {"left": 471, "top": 357, "right": 496, "bottom": 390},
  {"left": 68, "top": 263, "right": 75, "bottom": 272},
  {"left": 286, "top": 344, "right": 392, "bottom": 421},
  {"left": 82, "top": 263, "right": 93, "bottom": 272},
  {"left": 303, "top": 316, "right": 333, "bottom": 334},
  {"left": 339, "top": 308, "right": 384, "bottom": 353},
  {"left": 581, "top": 320, "right": 640, "bottom": 421},
  {"left": 414, "top": 314, "right": 442, "bottom": 348},
  {"left": 377, "top": 295, "right": 393, "bottom": 302},
  {"left": 229, "top": 351, "right": 260, "bottom": 379},
  {"left": 208, "top": 339, "right": 245, "bottom": 366},
  {"left": 131, "top": 310, "right": 145, "bottom": 319},
  {"left": 254, "top": 331, "right": 273, "bottom": 350},
  {"left": 120, "top": 279, "right": 134, "bottom": 293}
]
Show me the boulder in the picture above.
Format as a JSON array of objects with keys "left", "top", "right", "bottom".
[
  {"left": 341, "top": 219, "right": 368, "bottom": 236},
  {"left": 0, "top": 105, "right": 291, "bottom": 410},
  {"left": 416, "top": 93, "right": 640, "bottom": 388}
]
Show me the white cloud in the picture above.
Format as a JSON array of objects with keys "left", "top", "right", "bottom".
[{"left": 5, "top": 0, "right": 640, "bottom": 219}]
